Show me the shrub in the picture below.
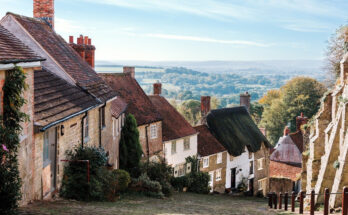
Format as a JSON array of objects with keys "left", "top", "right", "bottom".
[
  {"left": 112, "top": 169, "right": 131, "bottom": 193},
  {"left": 142, "top": 159, "right": 174, "bottom": 196},
  {"left": 171, "top": 176, "right": 189, "bottom": 191},
  {"left": 130, "top": 173, "right": 164, "bottom": 198},
  {"left": 187, "top": 172, "right": 210, "bottom": 194},
  {"left": 60, "top": 146, "right": 111, "bottom": 201}
]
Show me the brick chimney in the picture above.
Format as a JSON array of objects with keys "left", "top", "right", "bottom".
[
  {"left": 283, "top": 126, "right": 290, "bottom": 136},
  {"left": 69, "top": 35, "right": 95, "bottom": 68},
  {"left": 153, "top": 82, "right": 162, "bottom": 95},
  {"left": 33, "top": 0, "right": 54, "bottom": 29},
  {"left": 123, "top": 66, "right": 135, "bottom": 78},
  {"left": 201, "top": 96, "right": 211, "bottom": 117},
  {"left": 240, "top": 92, "right": 251, "bottom": 112},
  {"left": 296, "top": 112, "right": 308, "bottom": 131}
]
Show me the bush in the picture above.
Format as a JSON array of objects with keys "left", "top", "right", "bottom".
[
  {"left": 187, "top": 172, "right": 210, "bottom": 194},
  {"left": 142, "top": 159, "right": 174, "bottom": 196},
  {"left": 171, "top": 176, "right": 189, "bottom": 191},
  {"left": 112, "top": 169, "right": 131, "bottom": 193},
  {"left": 130, "top": 173, "right": 164, "bottom": 198},
  {"left": 60, "top": 146, "right": 111, "bottom": 201}
]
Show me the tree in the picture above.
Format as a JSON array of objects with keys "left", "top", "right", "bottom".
[
  {"left": 211, "top": 96, "right": 220, "bottom": 109},
  {"left": 260, "top": 77, "right": 326, "bottom": 145},
  {"left": 177, "top": 99, "right": 201, "bottom": 126},
  {"left": 325, "top": 25, "right": 348, "bottom": 86},
  {"left": 250, "top": 102, "right": 264, "bottom": 125},
  {"left": 119, "top": 114, "right": 143, "bottom": 176}
]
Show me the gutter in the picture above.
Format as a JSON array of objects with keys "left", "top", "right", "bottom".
[{"left": 40, "top": 105, "right": 98, "bottom": 132}]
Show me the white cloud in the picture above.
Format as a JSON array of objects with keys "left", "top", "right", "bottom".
[{"left": 144, "top": 33, "right": 272, "bottom": 47}]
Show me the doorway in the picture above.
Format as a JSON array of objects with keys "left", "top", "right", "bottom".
[
  {"left": 231, "top": 168, "right": 236, "bottom": 189},
  {"left": 43, "top": 127, "right": 57, "bottom": 196}
]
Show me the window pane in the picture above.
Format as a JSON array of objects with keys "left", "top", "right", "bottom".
[{"left": 184, "top": 138, "right": 190, "bottom": 150}]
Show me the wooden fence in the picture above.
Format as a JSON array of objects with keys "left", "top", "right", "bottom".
[{"left": 268, "top": 187, "right": 348, "bottom": 215}]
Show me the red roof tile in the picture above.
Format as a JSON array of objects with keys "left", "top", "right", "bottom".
[
  {"left": 194, "top": 125, "right": 226, "bottom": 157},
  {"left": 111, "top": 97, "right": 127, "bottom": 118},
  {"left": 99, "top": 73, "right": 162, "bottom": 126},
  {"left": 149, "top": 95, "right": 197, "bottom": 141},
  {"left": 34, "top": 68, "right": 99, "bottom": 128},
  {"left": 9, "top": 13, "right": 116, "bottom": 102},
  {"left": 269, "top": 160, "right": 301, "bottom": 181},
  {"left": 289, "top": 131, "right": 304, "bottom": 153},
  {"left": 0, "top": 25, "right": 44, "bottom": 64}
]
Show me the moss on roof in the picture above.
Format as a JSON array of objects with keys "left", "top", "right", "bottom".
[{"left": 206, "top": 106, "right": 270, "bottom": 156}]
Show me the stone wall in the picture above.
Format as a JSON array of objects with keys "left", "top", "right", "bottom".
[
  {"left": 253, "top": 142, "right": 270, "bottom": 196},
  {"left": 138, "top": 121, "right": 163, "bottom": 159},
  {"left": 269, "top": 177, "right": 293, "bottom": 194},
  {"left": 200, "top": 151, "right": 228, "bottom": 193}
]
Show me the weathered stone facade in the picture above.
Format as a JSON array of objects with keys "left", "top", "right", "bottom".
[
  {"left": 138, "top": 121, "right": 163, "bottom": 160},
  {"left": 253, "top": 143, "right": 270, "bottom": 196},
  {"left": 200, "top": 151, "right": 228, "bottom": 193},
  {"left": 269, "top": 177, "right": 294, "bottom": 194},
  {"left": 303, "top": 32, "right": 348, "bottom": 209}
]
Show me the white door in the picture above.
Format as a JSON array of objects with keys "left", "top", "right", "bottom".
[{"left": 209, "top": 171, "right": 214, "bottom": 192}]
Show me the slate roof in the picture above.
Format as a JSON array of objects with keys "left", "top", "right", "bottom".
[
  {"left": 149, "top": 95, "right": 197, "bottom": 141},
  {"left": 99, "top": 73, "right": 162, "bottom": 126},
  {"left": 269, "top": 160, "right": 302, "bottom": 181},
  {"left": 194, "top": 125, "right": 226, "bottom": 157},
  {"left": 34, "top": 68, "right": 99, "bottom": 128},
  {"left": 110, "top": 97, "right": 127, "bottom": 118},
  {"left": 206, "top": 106, "right": 270, "bottom": 156},
  {"left": 8, "top": 13, "right": 116, "bottom": 102},
  {"left": 270, "top": 135, "right": 302, "bottom": 165},
  {"left": 0, "top": 25, "right": 44, "bottom": 64}
]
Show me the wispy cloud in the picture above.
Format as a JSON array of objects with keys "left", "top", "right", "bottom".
[{"left": 144, "top": 33, "right": 272, "bottom": 47}]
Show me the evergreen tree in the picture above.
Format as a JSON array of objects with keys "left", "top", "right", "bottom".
[{"left": 119, "top": 114, "right": 142, "bottom": 176}]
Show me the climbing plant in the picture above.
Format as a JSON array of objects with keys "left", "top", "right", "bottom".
[{"left": 0, "top": 66, "right": 29, "bottom": 215}]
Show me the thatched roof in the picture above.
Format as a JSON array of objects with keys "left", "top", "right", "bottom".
[{"left": 206, "top": 106, "right": 270, "bottom": 156}]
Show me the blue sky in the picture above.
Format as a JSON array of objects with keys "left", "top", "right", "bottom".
[{"left": 1, "top": 0, "right": 348, "bottom": 61}]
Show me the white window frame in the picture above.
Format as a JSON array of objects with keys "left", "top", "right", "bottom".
[
  {"left": 150, "top": 124, "right": 157, "bottom": 139},
  {"left": 83, "top": 114, "right": 89, "bottom": 143},
  {"left": 215, "top": 168, "right": 222, "bottom": 181},
  {"left": 171, "top": 141, "right": 176, "bottom": 155},
  {"left": 217, "top": 152, "right": 222, "bottom": 164},
  {"left": 203, "top": 157, "right": 209, "bottom": 168},
  {"left": 183, "top": 137, "right": 190, "bottom": 150},
  {"left": 257, "top": 158, "right": 264, "bottom": 170}
]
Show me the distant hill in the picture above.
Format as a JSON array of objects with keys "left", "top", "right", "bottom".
[{"left": 96, "top": 60, "right": 326, "bottom": 107}]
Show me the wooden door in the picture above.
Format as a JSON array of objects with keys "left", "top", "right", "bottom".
[{"left": 231, "top": 168, "right": 236, "bottom": 188}]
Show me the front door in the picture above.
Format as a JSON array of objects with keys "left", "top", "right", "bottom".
[
  {"left": 231, "top": 168, "right": 236, "bottom": 189},
  {"left": 249, "top": 178, "right": 254, "bottom": 195},
  {"left": 43, "top": 127, "right": 57, "bottom": 196},
  {"left": 209, "top": 171, "right": 214, "bottom": 192}
]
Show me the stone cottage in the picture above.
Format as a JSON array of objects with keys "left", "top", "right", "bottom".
[
  {"left": 303, "top": 29, "right": 348, "bottom": 208},
  {"left": 0, "top": 25, "right": 45, "bottom": 205},
  {"left": 99, "top": 68, "right": 163, "bottom": 161},
  {"left": 194, "top": 124, "right": 228, "bottom": 193},
  {"left": 149, "top": 83, "right": 198, "bottom": 176},
  {"left": 1, "top": 0, "right": 127, "bottom": 204}
]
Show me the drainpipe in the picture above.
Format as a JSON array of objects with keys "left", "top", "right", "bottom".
[
  {"left": 81, "top": 112, "right": 88, "bottom": 148},
  {"left": 99, "top": 103, "right": 106, "bottom": 148},
  {"left": 145, "top": 124, "right": 150, "bottom": 162}
]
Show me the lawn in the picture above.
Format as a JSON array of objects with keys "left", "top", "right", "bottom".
[{"left": 19, "top": 192, "right": 283, "bottom": 215}]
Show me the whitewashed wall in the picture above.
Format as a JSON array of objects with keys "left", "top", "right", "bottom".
[
  {"left": 225, "top": 147, "right": 254, "bottom": 189},
  {"left": 164, "top": 134, "right": 197, "bottom": 166}
]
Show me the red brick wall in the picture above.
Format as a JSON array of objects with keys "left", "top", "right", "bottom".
[{"left": 33, "top": 0, "right": 54, "bottom": 28}]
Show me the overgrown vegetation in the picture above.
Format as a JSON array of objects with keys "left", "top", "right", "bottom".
[
  {"left": 0, "top": 66, "right": 28, "bottom": 215},
  {"left": 119, "top": 114, "right": 143, "bottom": 176}
]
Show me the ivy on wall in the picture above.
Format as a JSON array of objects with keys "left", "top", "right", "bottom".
[{"left": 0, "top": 66, "right": 29, "bottom": 215}]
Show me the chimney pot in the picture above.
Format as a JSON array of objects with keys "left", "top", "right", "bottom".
[
  {"left": 69, "top": 36, "right": 74, "bottom": 44},
  {"left": 88, "top": 38, "right": 91, "bottom": 45},
  {"left": 123, "top": 66, "right": 135, "bottom": 78},
  {"left": 153, "top": 82, "right": 162, "bottom": 95},
  {"left": 201, "top": 96, "right": 211, "bottom": 117},
  {"left": 84, "top": 36, "right": 88, "bottom": 45}
]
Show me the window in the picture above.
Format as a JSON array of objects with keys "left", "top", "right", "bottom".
[
  {"left": 171, "top": 141, "right": 176, "bottom": 154},
  {"left": 150, "top": 124, "right": 157, "bottom": 139},
  {"left": 217, "top": 152, "right": 222, "bottom": 164},
  {"left": 249, "top": 160, "right": 254, "bottom": 175},
  {"left": 83, "top": 114, "right": 89, "bottom": 143},
  {"left": 173, "top": 164, "right": 186, "bottom": 177},
  {"left": 203, "top": 157, "right": 209, "bottom": 168},
  {"left": 215, "top": 169, "right": 222, "bottom": 181},
  {"left": 184, "top": 137, "right": 190, "bottom": 150},
  {"left": 258, "top": 178, "right": 267, "bottom": 191},
  {"left": 116, "top": 118, "right": 119, "bottom": 136},
  {"left": 257, "top": 158, "right": 264, "bottom": 170},
  {"left": 186, "top": 162, "right": 192, "bottom": 174},
  {"left": 43, "top": 131, "right": 50, "bottom": 167},
  {"left": 100, "top": 106, "right": 105, "bottom": 128}
]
